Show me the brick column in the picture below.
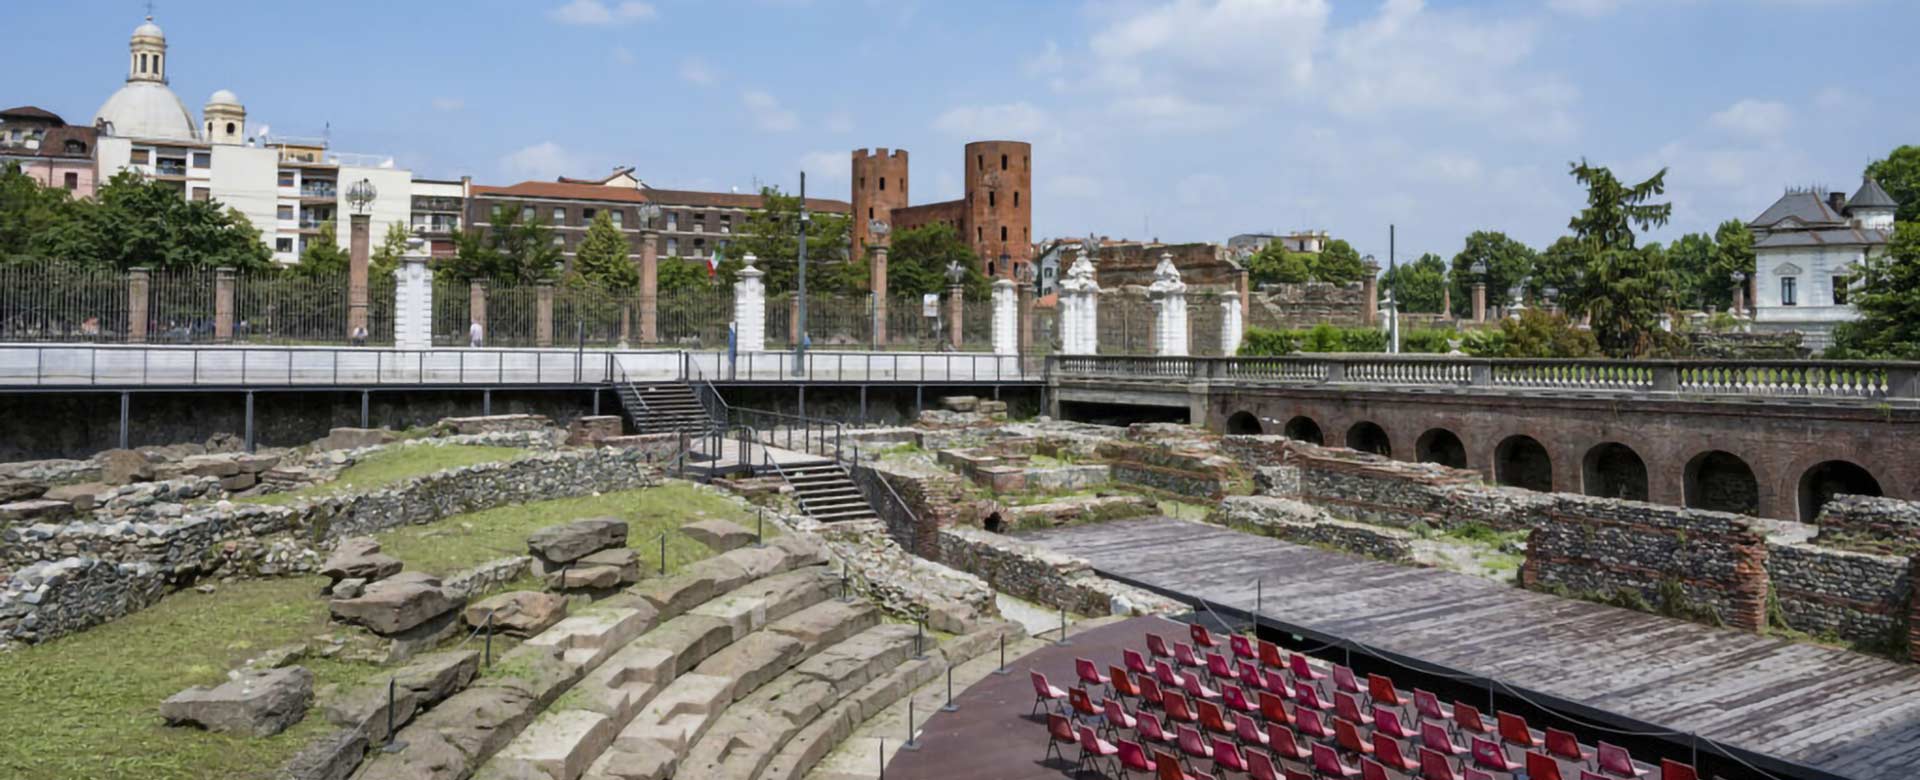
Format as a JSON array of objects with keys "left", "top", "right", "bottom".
[
  {"left": 535, "top": 284, "right": 554, "bottom": 347},
  {"left": 1361, "top": 260, "right": 1380, "bottom": 327},
  {"left": 1017, "top": 278, "right": 1035, "bottom": 355},
  {"left": 214, "top": 267, "right": 236, "bottom": 343},
  {"left": 638, "top": 231, "right": 658, "bottom": 345},
  {"left": 871, "top": 245, "right": 889, "bottom": 346},
  {"left": 348, "top": 213, "right": 371, "bottom": 337},
  {"left": 788, "top": 295, "right": 801, "bottom": 348},
  {"left": 127, "top": 267, "right": 150, "bottom": 343},
  {"left": 468, "top": 279, "right": 489, "bottom": 346},
  {"left": 946, "top": 284, "right": 964, "bottom": 350},
  {"left": 1472, "top": 282, "right": 1487, "bottom": 323}
]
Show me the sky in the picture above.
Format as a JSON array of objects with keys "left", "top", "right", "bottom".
[{"left": 5, "top": 0, "right": 1916, "bottom": 263}]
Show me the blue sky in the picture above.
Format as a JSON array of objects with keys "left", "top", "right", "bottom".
[{"left": 6, "top": 0, "right": 1915, "bottom": 263}]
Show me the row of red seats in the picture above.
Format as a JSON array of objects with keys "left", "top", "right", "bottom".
[{"left": 1034, "top": 623, "right": 1703, "bottom": 780}]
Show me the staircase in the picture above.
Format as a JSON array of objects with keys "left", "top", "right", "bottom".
[
  {"left": 779, "top": 460, "right": 879, "bottom": 523},
  {"left": 616, "top": 381, "right": 714, "bottom": 435}
]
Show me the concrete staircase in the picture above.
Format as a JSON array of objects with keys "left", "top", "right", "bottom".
[
  {"left": 615, "top": 382, "right": 712, "bottom": 435},
  {"left": 779, "top": 461, "right": 879, "bottom": 524}
]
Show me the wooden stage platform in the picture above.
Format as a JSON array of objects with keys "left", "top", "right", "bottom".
[{"left": 1017, "top": 517, "right": 1920, "bottom": 780}]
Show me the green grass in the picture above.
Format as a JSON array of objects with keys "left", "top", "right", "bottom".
[{"left": 241, "top": 444, "right": 528, "bottom": 506}]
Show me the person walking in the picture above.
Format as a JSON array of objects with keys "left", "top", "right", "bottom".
[{"left": 468, "top": 318, "right": 484, "bottom": 348}]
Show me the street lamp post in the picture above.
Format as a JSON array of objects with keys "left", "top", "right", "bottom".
[
  {"left": 793, "top": 173, "right": 810, "bottom": 376},
  {"left": 635, "top": 203, "right": 663, "bottom": 347},
  {"left": 1470, "top": 259, "right": 1488, "bottom": 323},
  {"left": 868, "top": 219, "right": 891, "bottom": 348},
  {"left": 345, "top": 178, "right": 377, "bottom": 341}
]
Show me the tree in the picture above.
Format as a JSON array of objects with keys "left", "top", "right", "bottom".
[
  {"left": 1832, "top": 222, "right": 1920, "bottom": 358},
  {"left": 1867, "top": 146, "right": 1920, "bottom": 223},
  {"left": 1665, "top": 232, "right": 1716, "bottom": 309},
  {"left": 1560, "top": 160, "right": 1676, "bottom": 357},
  {"left": 1707, "top": 219, "right": 1755, "bottom": 309},
  {"left": 437, "top": 205, "right": 561, "bottom": 284},
  {"left": 1246, "top": 242, "right": 1311, "bottom": 285},
  {"left": 1465, "top": 308, "right": 1601, "bottom": 358},
  {"left": 1448, "top": 231, "right": 1535, "bottom": 317},
  {"left": 34, "top": 170, "right": 272, "bottom": 271},
  {"left": 294, "top": 221, "right": 351, "bottom": 276},
  {"left": 657, "top": 257, "right": 711, "bottom": 294},
  {"left": 0, "top": 163, "right": 73, "bottom": 263},
  {"left": 568, "top": 211, "right": 638, "bottom": 291},
  {"left": 1379, "top": 253, "right": 1447, "bottom": 313},
  {"left": 1309, "top": 239, "right": 1368, "bottom": 284},
  {"left": 885, "top": 223, "right": 985, "bottom": 298},
  {"left": 368, "top": 220, "right": 410, "bottom": 281},
  {"left": 727, "top": 186, "right": 853, "bottom": 294}
]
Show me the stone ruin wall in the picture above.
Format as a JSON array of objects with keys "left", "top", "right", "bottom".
[
  {"left": 1221, "top": 435, "right": 1549, "bottom": 530},
  {"left": 1521, "top": 496, "right": 1770, "bottom": 631},
  {"left": 935, "top": 526, "right": 1180, "bottom": 619}
]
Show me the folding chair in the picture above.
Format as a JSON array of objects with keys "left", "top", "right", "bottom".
[
  {"left": 1141, "top": 675, "right": 1168, "bottom": 710},
  {"left": 1176, "top": 642, "right": 1208, "bottom": 673},
  {"left": 1223, "top": 684, "right": 1260, "bottom": 715},
  {"left": 1421, "top": 720, "right": 1464, "bottom": 757},
  {"left": 1183, "top": 668, "right": 1222, "bottom": 701},
  {"left": 1546, "top": 727, "right": 1594, "bottom": 764},
  {"left": 1334, "top": 692, "right": 1374, "bottom": 726},
  {"left": 1178, "top": 724, "right": 1217, "bottom": 769},
  {"left": 1581, "top": 772, "right": 1614, "bottom": 780},
  {"left": 1199, "top": 698, "right": 1234, "bottom": 737},
  {"left": 1418, "top": 747, "right": 1462, "bottom": 780},
  {"left": 1312, "top": 742, "right": 1361, "bottom": 778},
  {"left": 1367, "top": 674, "right": 1406, "bottom": 709},
  {"left": 1264, "top": 669, "right": 1293, "bottom": 699},
  {"left": 1297, "top": 707, "right": 1332, "bottom": 741},
  {"left": 1360, "top": 757, "right": 1392, "bottom": 780},
  {"left": 1469, "top": 736, "right": 1521, "bottom": 773},
  {"left": 1045, "top": 712, "right": 1077, "bottom": 765},
  {"left": 1284, "top": 768, "right": 1316, "bottom": 780},
  {"left": 1107, "top": 697, "right": 1141, "bottom": 739},
  {"left": 1231, "top": 634, "right": 1256, "bottom": 661},
  {"left": 1031, "top": 670, "right": 1069, "bottom": 716},
  {"left": 1166, "top": 690, "right": 1200, "bottom": 724},
  {"left": 1212, "top": 736, "right": 1251, "bottom": 776},
  {"left": 1294, "top": 680, "right": 1328, "bottom": 711},
  {"left": 1208, "top": 652, "right": 1237, "bottom": 685},
  {"left": 1658, "top": 759, "right": 1699, "bottom": 780},
  {"left": 1259, "top": 639, "right": 1287, "bottom": 670},
  {"left": 1140, "top": 710, "right": 1176, "bottom": 745},
  {"left": 1237, "top": 660, "right": 1265, "bottom": 691},
  {"left": 1259, "top": 690, "right": 1294, "bottom": 727},
  {"left": 1497, "top": 711, "right": 1539, "bottom": 750},
  {"left": 1596, "top": 742, "right": 1648, "bottom": 778},
  {"left": 1373, "top": 706, "right": 1413, "bottom": 740},
  {"left": 1527, "top": 750, "right": 1567, "bottom": 780},
  {"left": 1290, "top": 652, "right": 1327, "bottom": 682},
  {"left": 1158, "top": 748, "right": 1214, "bottom": 780},
  {"left": 1149, "top": 632, "right": 1174, "bottom": 659},
  {"left": 1191, "top": 622, "right": 1220, "bottom": 650},
  {"left": 1373, "top": 732, "right": 1420, "bottom": 772},
  {"left": 1462, "top": 771, "right": 1495, "bottom": 780},
  {"left": 1080, "top": 724, "right": 1123, "bottom": 777},
  {"left": 1119, "top": 739, "right": 1161, "bottom": 779},
  {"left": 1156, "top": 659, "right": 1192, "bottom": 691},
  {"left": 1332, "top": 664, "right": 1363, "bottom": 695},
  {"left": 1128, "top": 647, "right": 1154, "bottom": 677},
  {"left": 1248, "top": 749, "right": 1285, "bottom": 780},
  {"left": 1113, "top": 666, "right": 1144, "bottom": 704},
  {"left": 1071, "top": 687, "right": 1107, "bottom": 726},
  {"left": 1268, "top": 722, "right": 1312, "bottom": 761},
  {"left": 1414, "top": 689, "right": 1453, "bottom": 722},
  {"left": 1078, "top": 657, "right": 1113, "bottom": 694},
  {"left": 1333, "top": 717, "right": 1375, "bottom": 757},
  {"left": 1235, "top": 712, "right": 1271, "bottom": 748},
  {"left": 1454, "top": 702, "right": 1494, "bottom": 735}
]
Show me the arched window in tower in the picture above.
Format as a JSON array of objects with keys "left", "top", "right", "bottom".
[
  {"left": 1001, "top": 226, "right": 1008, "bottom": 241},
  {"left": 226, "top": 122, "right": 236, "bottom": 136},
  {"left": 1013, "top": 191, "right": 1020, "bottom": 207},
  {"left": 139, "top": 53, "right": 148, "bottom": 73},
  {"left": 879, "top": 177, "right": 885, "bottom": 191},
  {"left": 156, "top": 55, "right": 162, "bottom": 77},
  {"left": 988, "top": 192, "right": 995, "bottom": 207},
  {"left": 1001, "top": 154, "right": 1009, "bottom": 170},
  {"left": 977, "top": 227, "right": 983, "bottom": 242},
  {"left": 977, "top": 154, "right": 984, "bottom": 171}
]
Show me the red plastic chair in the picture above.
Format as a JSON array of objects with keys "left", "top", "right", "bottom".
[
  {"left": 1546, "top": 728, "right": 1594, "bottom": 763},
  {"left": 1141, "top": 675, "right": 1167, "bottom": 709},
  {"left": 1235, "top": 712, "right": 1271, "bottom": 747},
  {"left": 1080, "top": 724, "right": 1123, "bottom": 777},
  {"left": 1658, "top": 759, "right": 1698, "bottom": 780},
  {"left": 1045, "top": 712, "right": 1076, "bottom": 765},
  {"left": 1079, "top": 657, "right": 1113, "bottom": 692},
  {"left": 1469, "top": 736, "right": 1521, "bottom": 773},
  {"left": 1414, "top": 689, "right": 1453, "bottom": 722},
  {"left": 1191, "top": 622, "right": 1219, "bottom": 649},
  {"left": 1231, "top": 634, "right": 1256, "bottom": 661},
  {"left": 1454, "top": 702, "right": 1494, "bottom": 735},
  {"left": 1596, "top": 742, "right": 1647, "bottom": 778},
  {"left": 1140, "top": 710, "right": 1175, "bottom": 745},
  {"left": 1178, "top": 724, "right": 1217, "bottom": 767},
  {"left": 1223, "top": 684, "right": 1260, "bottom": 715},
  {"left": 1373, "top": 706, "right": 1413, "bottom": 739},
  {"left": 1332, "top": 664, "right": 1363, "bottom": 695},
  {"left": 1031, "top": 670, "right": 1068, "bottom": 716},
  {"left": 1248, "top": 748, "right": 1284, "bottom": 780},
  {"left": 1128, "top": 648, "right": 1154, "bottom": 676},
  {"left": 1157, "top": 659, "right": 1193, "bottom": 690},
  {"left": 1120, "top": 739, "right": 1161, "bottom": 779},
  {"left": 1071, "top": 687, "right": 1106, "bottom": 723},
  {"left": 1421, "top": 720, "right": 1464, "bottom": 756},
  {"left": 1333, "top": 717, "right": 1375, "bottom": 757},
  {"left": 1166, "top": 690, "right": 1199, "bottom": 724},
  {"left": 1259, "top": 690, "right": 1294, "bottom": 727},
  {"left": 1183, "top": 669, "right": 1222, "bottom": 701},
  {"left": 1238, "top": 660, "right": 1265, "bottom": 691},
  {"left": 1418, "top": 747, "right": 1462, "bottom": 780},
  {"left": 1334, "top": 692, "right": 1374, "bottom": 726},
  {"left": 1113, "top": 667, "right": 1144, "bottom": 703},
  {"left": 1264, "top": 669, "right": 1293, "bottom": 699},
  {"left": 1374, "top": 732, "right": 1419, "bottom": 772},
  {"left": 1294, "top": 680, "right": 1328, "bottom": 711},
  {"left": 1198, "top": 699, "right": 1234, "bottom": 737},
  {"left": 1290, "top": 652, "right": 1326, "bottom": 682},
  {"left": 1157, "top": 749, "right": 1213, "bottom": 780},
  {"left": 1528, "top": 750, "right": 1566, "bottom": 780},
  {"left": 1176, "top": 642, "right": 1207, "bottom": 672},
  {"left": 1360, "top": 757, "right": 1392, "bottom": 780},
  {"left": 1149, "top": 632, "right": 1174, "bottom": 658},
  {"left": 1107, "top": 697, "right": 1140, "bottom": 736},
  {"left": 1462, "top": 770, "right": 1494, "bottom": 780},
  {"left": 1207, "top": 652, "right": 1236, "bottom": 684},
  {"left": 1213, "top": 736, "right": 1250, "bottom": 775},
  {"left": 1367, "top": 674, "right": 1405, "bottom": 708},
  {"left": 1497, "top": 711, "right": 1539, "bottom": 749},
  {"left": 1268, "top": 722, "right": 1311, "bottom": 761},
  {"left": 1259, "top": 639, "right": 1287, "bottom": 670},
  {"left": 1582, "top": 772, "right": 1613, "bottom": 780},
  {"left": 1312, "top": 742, "right": 1361, "bottom": 778},
  {"left": 1297, "top": 707, "right": 1332, "bottom": 741},
  {"left": 1284, "top": 768, "right": 1315, "bottom": 780}
]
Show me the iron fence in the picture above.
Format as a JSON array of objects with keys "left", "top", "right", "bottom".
[
  {"left": 147, "top": 268, "right": 218, "bottom": 343},
  {"left": 554, "top": 284, "right": 631, "bottom": 347},
  {"left": 234, "top": 272, "right": 347, "bottom": 345},
  {"left": 431, "top": 278, "right": 473, "bottom": 346},
  {"left": 0, "top": 263, "right": 129, "bottom": 342},
  {"left": 1097, "top": 293, "right": 1154, "bottom": 355},
  {"left": 656, "top": 284, "right": 733, "bottom": 349}
]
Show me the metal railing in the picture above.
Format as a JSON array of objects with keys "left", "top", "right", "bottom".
[
  {"left": 681, "top": 349, "right": 1029, "bottom": 384},
  {"left": 1048, "top": 354, "right": 1920, "bottom": 403}
]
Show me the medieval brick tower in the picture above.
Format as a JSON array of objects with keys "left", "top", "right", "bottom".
[
  {"left": 850, "top": 148, "right": 909, "bottom": 262},
  {"left": 852, "top": 140, "right": 1033, "bottom": 279}
]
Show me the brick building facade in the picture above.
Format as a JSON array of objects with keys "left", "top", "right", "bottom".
[{"left": 853, "top": 140, "right": 1033, "bottom": 279}]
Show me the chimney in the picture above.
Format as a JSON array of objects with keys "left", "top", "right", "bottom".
[{"left": 1829, "top": 191, "right": 1848, "bottom": 213}]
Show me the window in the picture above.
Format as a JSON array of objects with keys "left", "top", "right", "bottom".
[
  {"left": 1001, "top": 226, "right": 1008, "bottom": 241},
  {"left": 977, "top": 154, "right": 984, "bottom": 171},
  {"left": 1781, "top": 276, "right": 1798, "bottom": 307},
  {"left": 278, "top": 170, "right": 295, "bottom": 187},
  {"left": 552, "top": 207, "right": 566, "bottom": 224},
  {"left": 693, "top": 238, "right": 706, "bottom": 255},
  {"left": 666, "top": 238, "right": 678, "bottom": 256},
  {"left": 1001, "top": 154, "right": 1008, "bottom": 170},
  {"left": 720, "top": 214, "right": 731, "bottom": 233},
  {"left": 667, "top": 212, "right": 678, "bottom": 231},
  {"left": 277, "top": 205, "right": 294, "bottom": 220},
  {"left": 977, "top": 227, "right": 983, "bottom": 242},
  {"left": 553, "top": 235, "right": 566, "bottom": 247},
  {"left": 859, "top": 177, "right": 865, "bottom": 189},
  {"left": 989, "top": 260, "right": 996, "bottom": 276},
  {"left": 192, "top": 152, "right": 210, "bottom": 169},
  {"left": 275, "top": 237, "right": 294, "bottom": 252},
  {"left": 1833, "top": 276, "right": 1850, "bottom": 306},
  {"left": 522, "top": 206, "right": 535, "bottom": 221},
  {"left": 868, "top": 207, "right": 874, "bottom": 219},
  {"left": 191, "top": 187, "right": 210, "bottom": 202},
  {"left": 140, "top": 53, "right": 148, "bottom": 73},
  {"left": 609, "top": 210, "right": 623, "bottom": 228},
  {"left": 1013, "top": 191, "right": 1020, "bottom": 207},
  {"left": 225, "top": 122, "right": 236, "bottom": 136},
  {"left": 63, "top": 172, "right": 78, "bottom": 190},
  {"left": 879, "top": 177, "right": 886, "bottom": 191},
  {"left": 989, "top": 192, "right": 995, "bottom": 207},
  {"left": 131, "top": 149, "right": 150, "bottom": 164}
]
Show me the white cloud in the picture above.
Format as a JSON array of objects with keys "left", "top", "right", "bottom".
[
  {"left": 932, "top": 102, "right": 1053, "bottom": 138},
  {"left": 741, "top": 90, "right": 797, "bottom": 132},
  {"left": 1107, "top": 93, "right": 1236, "bottom": 133},
  {"left": 1709, "top": 99, "right": 1792, "bottom": 138},
  {"left": 680, "top": 57, "right": 716, "bottom": 85},
  {"left": 431, "top": 97, "right": 463, "bottom": 112},
  {"left": 500, "top": 142, "right": 585, "bottom": 181},
  {"left": 798, "top": 151, "right": 849, "bottom": 183},
  {"left": 549, "top": 0, "right": 656, "bottom": 25}
]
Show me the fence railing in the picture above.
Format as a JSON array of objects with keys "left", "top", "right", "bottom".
[{"left": 1048, "top": 354, "right": 1920, "bottom": 402}]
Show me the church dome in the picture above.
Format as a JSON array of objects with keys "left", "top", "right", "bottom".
[
  {"left": 133, "top": 18, "right": 164, "bottom": 39},
  {"left": 95, "top": 81, "right": 199, "bottom": 141},
  {"left": 207, "top": 89, "right": 241, "bottom": 108}
]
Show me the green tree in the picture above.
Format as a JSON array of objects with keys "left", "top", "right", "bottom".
[
  {"left": 1560, "top": 160, "right": 1677, "bottom": 357},
  {"left": 294, "top": 221, "right": 350, "bottom": 277},
  {"left": 1468, "top": 308, "right": 1601, "bottom": 358},
  {"left": 437, "top": 205, "right": 561, "bottom": 284},
  {"left": 1246, "top": 243, "right": 1311, "bottom": 285},
  {"left": 0, "top": 162, "right": 74, "bottom": 262},
  {"left": 728, "top": 186, "right": 853, "bottom": 294},
  {"left": 368, "top": 220, "right": 410, "bottom": 280},
  {"left": 657, "top": 257, "right": 712, "bottom": 294},
  {"left": 568, "top": 211, "right": 638, "bottom": 291},
  {"left": 885, "top": 223, "right": 985, "bottom": 298},
  {"left": 1309, "top": 239, "right": 1368, "bottom": 284},
  {"left": 35, "top": 170, "right": 272, "bottom": 271},
  {"left": 1448, "top": 231, "right": 1536, "bottom": 317},
  {"left": 1706, "top": 219, "right": 1755, "bottom": 310},
  {"left": 1866, "top": 146, "right": 1920, "bottom": 223},
  {"left": 1832, "top": 222, "right": 1920, "bottom": 358},
  {"left": 1665, "top": 232, "right": 1716, "bottom": 308},
  {"left": 1378, "top": 252, "right": 1447, "bottom": 313}
]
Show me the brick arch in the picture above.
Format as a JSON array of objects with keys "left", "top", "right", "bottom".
[
  {"left": 1779, "top": 449, "right": 1894, "bottom": 522},
  {"left": 1345, "top": 420, "right": 1392, "bottom": 457},
  {"left": 1225, "top": 411, "right": 1264, "bottom": 435},
  {"left": 1684, "top": 449, "right": 1764, "bottom": 516},
  {"left": 1494, "top": 433, "right": 1554, "bottom": 492},
  {"left": 1582, "top": 441, "right": 1649, "bottom": 501},
  {"left": 1415, "top": 427, "right": 1468, "bottom": 468}
]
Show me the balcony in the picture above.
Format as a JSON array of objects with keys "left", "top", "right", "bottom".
[
  {"left": 411, "top": 197, "right": 463, "bottom": 213},
  {"left": 300, "top": 186, "right": 337, "bottom": 200},
  {"left": 154, "top": 162, "right": 187, "bottom": 177},
  {"left": 411, "top": 219, "right": 461, "bottom": 236}
]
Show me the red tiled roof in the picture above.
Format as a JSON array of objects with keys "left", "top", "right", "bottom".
[
  {"left": 35, "top": 125, "right": 96, "bottom": 159},
  {"left": 471, "top": 181, "right": 654, "bottom": 203},
  {"left": 0, "top": 106, "right": 63, "bottom": 124},
  {"left": 471, "top": 179, "right": 851, "bottom": 213},
  {"left": 643, "top": 187, "right": 851, "bottom": 213}
]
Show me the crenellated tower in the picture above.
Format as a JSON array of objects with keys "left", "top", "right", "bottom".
[{"left": 850, "top": 148, "right": 909, "bottom": 260}]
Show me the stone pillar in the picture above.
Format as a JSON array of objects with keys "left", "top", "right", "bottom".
[
  {"left": 535, "top": 284, "right": 554, "bottom": 347},
  {"left": 1472, "top": 282, "right": 1487, "bottom": 323},
  {"left": 392, "top": 254, "right": 433, "bottom": 350},
  {"left": 788, "top": 295, "right": 801, "bottom": 348},
  {"left": 991, "top": 278, "right": 1018, "bottom": 356},
  {"left": 1732, "top": 282, "right": 1747, "bottom": 318},
  {"left": 618, "top": 306, "right": 632, "bottom": 347},
  {"left": 1017, "top": 278, "right": 1036, "bottom": 355},
  {"left": 348, "top": 213, "right": 371, "bottom": 337},
  {"left": 733, "top": 255, "right": 766, "bottom": 353},
  {"left": 1236, "top": 268, "right": 1252, "bottom": 336},
  {"left": 1221, "top": 290, "right": 1244, "bottom": 356},
  {"left": 946, "top": 284, "right": 964, "bottom": 350},
  {"left": 1059, "top": 253, "right": 1100, "bottom": 355},
  {"left": 1148, "top": 253, "right": 1188, "bottom": 357},
  {"left": 871, "top": 245, "right": 889, "bottom": 345},
  {"left": 638, "top": 231, "right": 658, "bottom": 345},
  {"left": 469, "top": 279, "right": 489, "bottom": 345},
  {"left": 1361, "top": 260, "right": 1381, "bottom": 326},
  {"left": 1441, "top": 283, "right": 1452, "bottom": 319},
  {"left": 214, "top": 267, "right": 236, "bottom": 343},
  {"left": 127, "top": 267, "right": 151, "bottom": 343}
]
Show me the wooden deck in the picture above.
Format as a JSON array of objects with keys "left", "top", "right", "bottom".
[{"left": 1018, "top": 517, "right": 1920, "bottom": 780}]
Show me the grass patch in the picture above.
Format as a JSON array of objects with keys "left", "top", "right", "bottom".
[
  {"left": 1440, "top": 522, "right": 1528, "bottom": 548},
  {"left": 376, "top": 481, "right": 771, "bottom": 576},
  {"left": 0, "top": 576, "right": 380, "bottom": 780},
  {"left": 242, "top": 444, "right": 528, "bottom": 506}
]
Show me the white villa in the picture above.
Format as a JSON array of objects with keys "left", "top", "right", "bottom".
[{"left": 1747, "top": 178, "right": 1897, "bottom": 348}]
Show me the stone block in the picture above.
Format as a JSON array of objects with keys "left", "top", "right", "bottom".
[
  {"left": 548, "top": 565, "right": 628, "bottom": 591},
  {"left": 323, "top": 678, "right": 421, "bottom": 742},
  {"left": 573, "top": 643, "right": 675, "bottom": 723},
  {"left": 466, "top": 591, "right": 569, "bottom": 637},
  {"left": 584, "top": 746, "right": 676, "bottom": 780},
  {"left": 567, "top": 415, "right": 625, "bottom": 446},
  {"left": 492, "top": 709, "right": 615, "bottom": 780},
  {"left": 529, "top": 517, "right": 629, "bottom": 564},
  {"left": 316, "top": 427, "right": 398, "bottom": 451},
  {"left": 631, "top": 614, "right": 734, "bottom": 677},
  {"left": 40, "top": 482, "right": 101, "bottom": 511},
  {"left": 236, "top": 453, "right": 282, "bottom": 473},
  {"left": 181, "top": 454, "right": 242, "bottom": 478},
  {"left": 413, "top": 685, "right": 540, "bottom": 769},
  {"left": 681, "top": 519, "right": 756, "bottom": 553},
  {"left": 395, "top": 650, "right": 482, "bottom": 705},
  {"left": 330, "top": 581, "right": 463, "bottom": 635},
  {"left": 698, "top": 631, "right": 805, "bottom": 702},
  {"left": 793, "top": 625, "right": 917, "bottom": 698},
  {"left": 767, "top": 601, "right": 879, "bottom": 648},
  {"left": 281, "top": 728, "right": 368, "bottom": 780},
  {"left": 220, "top": 472, "right": 257, "bottom": 491},
  {"left": 635, "top": 556, "right": 749, "bottom": 619},
  {"left": 160, "top": 666, "right": 314, "bottom": 737},
  {"left": 939, "top": 395, "right": 980, "bottom": 412},
  {"left": 355, "top": 727, "right": 468, "bottom": 780},
  {"left": 475, "top": 643, "right": 584, "bottom": 708},
  {"left": 97, "top": 448, "right": 153, "bottom": 484},
  {"left": 321, "top": 538, "right": 404, "bottom": 583},
  {"left": 689, "top": 594, "right": 770, "bottom": 642},
  {"left": 0, "top": 477, "right": 45, "bottom": 503},
  {"left": 618, "top": 673, "right": 733, "bottom": 751},
  {"left": 522, "top": 605, "right": 657, "bottom": 671},
  {"left": 0, "top": 498, "right": 73, "bottom": 524}
]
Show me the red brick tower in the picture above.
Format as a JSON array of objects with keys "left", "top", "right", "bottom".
[
  {"left": 850, "top": 148, "right": 909, "bottom": 261},
  {"left": 963, "top": 140, "right": 1032, "bottom": 278}
]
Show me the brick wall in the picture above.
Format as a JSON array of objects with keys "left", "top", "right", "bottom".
[
  {"left": 1521, "top": 496, "right": 1769, "bottom": 631},
  {"left": 1767, "top": 542, "right": 1909, "bottom": 647}
]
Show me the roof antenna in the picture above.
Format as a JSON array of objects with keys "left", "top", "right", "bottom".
[{"left": 145, "top": 0, "right": 155, "bottom": 19}]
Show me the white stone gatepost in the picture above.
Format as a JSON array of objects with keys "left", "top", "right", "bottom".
[
  {"left": 991, "top": 278, "right": 1018, "bottom": 356},
  {"left": 733, "top": 254, "right": 766, "bottom": 353},
  {"left": 1220, "top": 290, "right": 1243, "bottom": 356},
  {"left": 1059, "top": 251, "right": 1101, "bottom": 355},
  {"left": 1148, "top": 252, "right": 1188, "bottom": 357},
  {"left": 392, "top": 244, "right": 433, "bottom": 350}
]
